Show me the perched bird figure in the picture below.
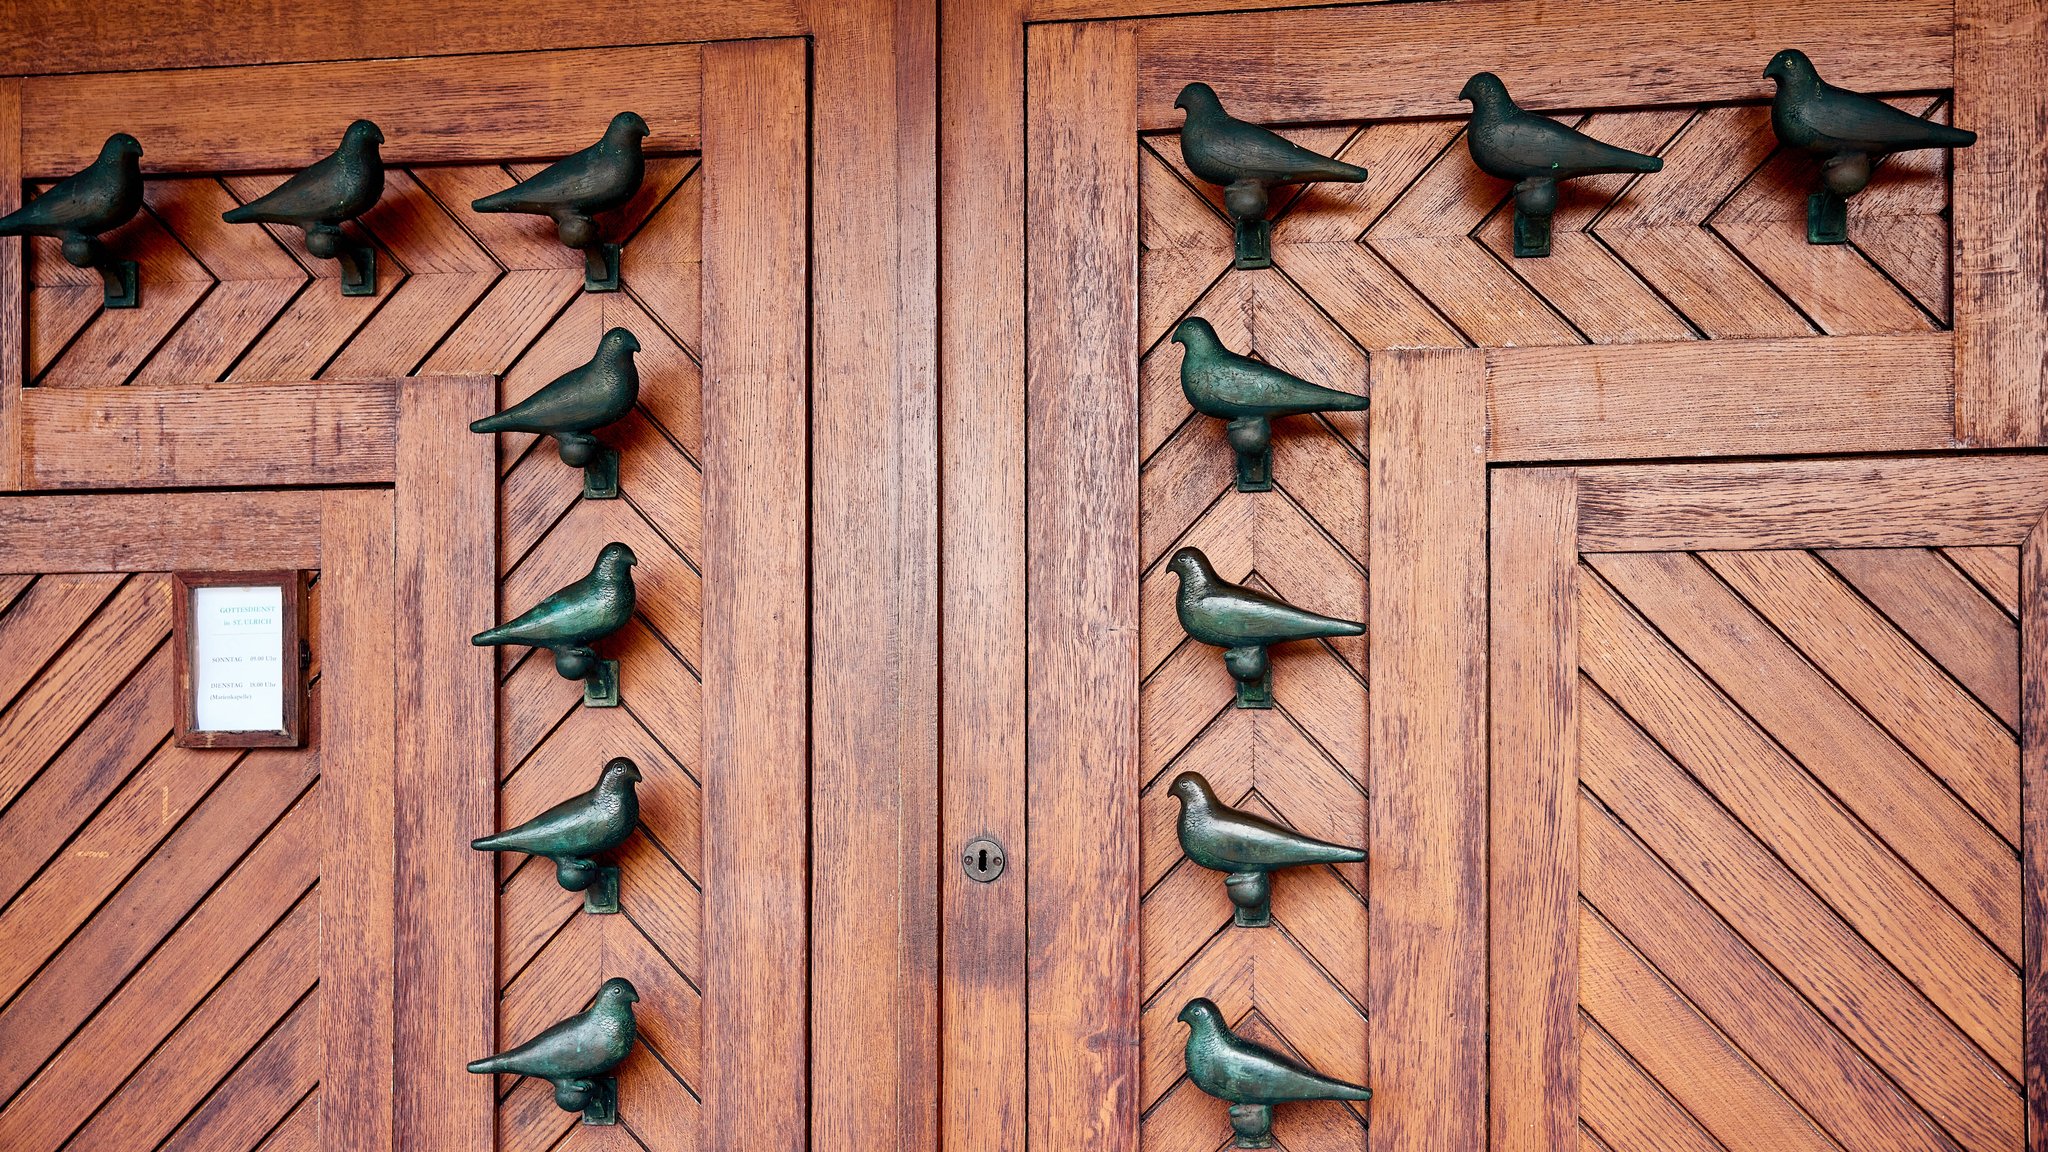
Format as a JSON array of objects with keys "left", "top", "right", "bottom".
[
  {"left": 1764, "top": 48, "right": 1976, "bottom": 244},
  {"left": 1173, "top": 317, "right": 1366, "bottom": 492},
  {"left": 471, "top": 111, "right": 649, "bottom": 291},
  {"left": 1179, "top": 997, "right": 1371, "bottom": 1148},
  {"left": 473, "top": 757, "right": 642, "bottom": 913},
  {"left": 1169, "top": 546, "right": 1362, "bottom": 709},
  {"left": 222, "top": 119, "right": 386, "bottom": 295},
  {"left": 472, "top": 542, "right": 638, "bottom": 707},
  {"left": 1459, "top": 72, "right": 1664, "bottom": 258},
  {"left": 470, "top": 327, "right": 641, "bottom": 499},
  {"left": 1174, "top": 82, "right": 1368, "bottom": 270},
  {"left": 0, "top": 132, "right": 145, "bottom": 308},
  {"left": 1171, "top": 771, "right": 1363, "bottom": 927},
  {"left": 468, "top": 976, "right": 639, "bottom": 1125}
]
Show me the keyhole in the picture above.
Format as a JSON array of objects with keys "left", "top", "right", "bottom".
[{"left": 963, "top": 836, "right": 1005, "bottom": 883}]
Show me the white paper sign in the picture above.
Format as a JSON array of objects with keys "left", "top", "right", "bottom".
[{"left": 191, "top": 584, "right": 286, "bottom": 732}]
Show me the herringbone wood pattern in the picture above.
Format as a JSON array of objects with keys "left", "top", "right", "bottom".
[
  {"left": 1578, "top": 547, "right": 2022, "bottom": 1152},
  {"left": 20, "top": 158, "right": 706, "bottom": 1151},
  {"left": 0, "top": 573, "right": 326, "bottom": 1152}
]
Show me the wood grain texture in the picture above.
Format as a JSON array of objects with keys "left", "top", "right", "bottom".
[
  {"left": 22, "top": 382, "right": 398, "bottom": 489},
  {"left": 391, "top": 374, "right": 495, "bottom": 1152},
  {"left": 319, "top": 488, "right": 395, "bottom": 1152},
  {"left": 939, "top": 1, "right": 1029, "bottom": 1151},
  {"left": 1491, "top": 468, "right": 1579, "bottom": 1152},
  {"left": 22, "top": 45, "right": 705, "bottom": 177},
  {"left": 1578, "top": 456, "right": 2048, "bottom": 551},
  {"left": 1, "top": 0, "right": 798, "bottom": 77},
  {"left": 2022, "top": 512, "right": 2048, "bottom": 1149},
  {"left": 0, "top": 491, "right": 322, "bottom": 571},
  {"left": 1486, "top": 335, "right": 1957, "bottom": 461},
  {"left": 1027, "top": 21, "right": 1140, "bottom": 1152},
  {"left": 701, "top": 38, "right": 810, "bottom": 1152},
  {"left": 798, "top": 0, "right": 941, "bottom": 1146},
  {"left": 1952, "top": 0, "right": 2048, "bottom": 446},
  {"left": 2, "top": 79, "right": 20, "bottom": 491},
  {"left": 1131, "top": 0, "right": 1951, "bottom": 130},
  {"left": 1369, "top": 348, "right": 1487, "bottom": 1152}
]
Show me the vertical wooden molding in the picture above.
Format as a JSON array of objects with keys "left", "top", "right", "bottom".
[
  {"left": 320, "top": 488, "right": 397, "bottom": 1152},
  {"left": 940, "top": 0, "right": 1029, "bottom": 1149},
  {"left": 1, "top": 78, "right": 21, "bottom": 490},
  {"left": 392, "top": 375, "right": 495, "bottom": 1152},
  {"left": 2021, "top": 511, "right": 2048, "bottom": 1147},
  {"left": 1026, "top": 21, "right": 1140, "bottom": 1152},
  {"left": 801, "top": 0, "right": 942, "bottom": 1146},
  {"left": 701, "top": 38, "right": 810, "bottom": 1152},
  {"left": 1953, "top": 0, "right": 2048, "bottom": 446},
  {"left": 1489, "top": 468, "right": 1580, "bottom": 1152},
  {"left": 1369, "top": 348, "right": 1488, "bottom": 1152}
]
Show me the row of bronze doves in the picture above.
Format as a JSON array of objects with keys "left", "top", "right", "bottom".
[
  {"left": 1180, "top": 48, "right": 1973, "bottom": 264},
  {"left": 0, "top": 111, "right": 651, "bottom": 306}
]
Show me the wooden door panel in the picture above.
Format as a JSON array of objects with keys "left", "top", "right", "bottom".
[{"left": 1491, "top": 461, "right": 2048, "bottom": 1152}]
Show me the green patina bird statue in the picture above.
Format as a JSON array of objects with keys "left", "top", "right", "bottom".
[
  {"left": 1173, "top": 317, "right": 1366, "bottom": 492},
  {"left": 1180, "top": 997, "right": 1371, "bottom": 1149},
  {"left": 0, "top": 132, "right": 145, "bottom": 308},
  {"left": 470, "top": 327, "right": 642, "bottom": 499},
  {"left": 472, "top": 541, "right": 638, "bottom": 707},
  {"left": 1169, "top": 546, "right": 1362, "bottom": 710},
  {"left": 471, "top": 111, "right": 649, "bottom": 291},
  {"left": 1171, "top": 770, "right": 1364, "bottom": 928},
  {"left": 1763, "top": 48, "right": 1976, "bottom": 244},
  {"left": 1459, "top": 72, "right": 1664, "bottom": 258},
  {"left": 473, "top": 756, "right": 642, "bottom": 913},
  {"left": 1174, "top": 82, "right": 1368, "bottom": 270},
  {"left": 222, "top": 119, "right": 386, "bottom": 295},
  {"left": 468, "top": 976, "right": 639, "bottom": 1125}
]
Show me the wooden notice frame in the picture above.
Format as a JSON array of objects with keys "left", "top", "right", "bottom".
[{"left": 172, "top": 569, "right": 307, "bottom": 748}]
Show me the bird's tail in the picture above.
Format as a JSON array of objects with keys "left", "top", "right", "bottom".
[
  {"left": 1620, "top": 153, "right": 1665, "bottom": 174},
  {"left": 1307, "top": 615, "right": 1366, "bottom": 640},
  {"left": 1929, "top": 123, "right": 1978, "bottom": 148},
  {"left": 1300, "top": 842, "right": 1367, "bottom": 866},
  {"left": 467, "top": 1054, "right": 514, "bottom": 1074},
  {"left": 471, "top": 623, "right": 519, "bottom": 646},
  {"left": 1318, "top": 1080, "right": 1373, "bottom": 1102},
  {"left": 468, "top": 411, "right": 523, "bottom": 435},
  {"left": 470, "top": 830, "right": 516, "bottom": 851},
  {"left": 470, "top": 186, "right": 524, "bottom": 214},
  {"left": 221, "top": 202, "right": 265, "bottom": 225},
  {"left": 1322, "top": 390, "right": 1369, "bottom": 412},
  {"left": 1305, "top": 158, "right": 1369, "bottom": 184}
]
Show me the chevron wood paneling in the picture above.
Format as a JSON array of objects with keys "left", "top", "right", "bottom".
[
  {"left": 1577, "top": 546, "right": 2024, "bottom": 1152},
  {"left": 0, "top": 572, "right": 325, "bottom": 1152},
  {"left": 17, "top": 154, "right": 706, "bottom": 1150}
]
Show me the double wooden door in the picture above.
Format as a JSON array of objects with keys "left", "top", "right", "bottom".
[{"left": 0, "top": 33, "right": 806, "bottom": 1152}]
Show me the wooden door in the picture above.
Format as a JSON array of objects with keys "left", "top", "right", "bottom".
[
  {"left": 0, "top": 34, "right": 808, "bottom": 1152},
  {"left": 1492, "top": 458, "right": 2048, "bottom": 1152},
  {"left": 1004, "top": 2, "right": 2046, "bottom": 1151},
  {"left": 0, "top": 490, "right": 392, "bottom": 1152}
]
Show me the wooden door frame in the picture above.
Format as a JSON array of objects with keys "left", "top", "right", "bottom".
[{"left": 1489, "top": 453, "right": 2048, "bottom": 1151}]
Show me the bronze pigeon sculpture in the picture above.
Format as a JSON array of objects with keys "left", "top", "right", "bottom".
[
  {"left": 469, "top": 976, "right": 639, "bottom": 1125},
  {"left": 1174, "top": 82, "right": 1368, "bottom": 269},
  {"left": 1169, "top": 546, "right": 1361, "bottom": 709},
  {"left": 222, "top": 119, "right": 385, "bottom": 295},
  {"left": 1173, "top": 317, "right": 1366, "bottom": 492},
  {"left": 1180, "top": 997, "right": 1371, "bottom": 1148},
  {"left": 472, "top": 541, "right": 638, "bottom": 707},
  {"left": 1459, "top": 72, "right": 1664, "bottom": 258},
  {"left": 1171, "top": 771, "right": 1364, "bottom": 927},
  {"left": 471, "top": 327, "right": 642, "bottom": 499},
  {"left": 1764, "top": 48, "right": 1976, "bottom": 244},
  {"left": 471, "top": 111, "right": 649, "bottom": 291},
  {"left": 473, "top": 757, "right": 642, "bottom": 913},
  {"left": 0, "top": 132, "right": 145, "bottom": 308}
]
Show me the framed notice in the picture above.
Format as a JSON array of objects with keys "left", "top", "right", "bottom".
[{"left": 173, "top": 571, "right": 307, "bottom": 749}]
